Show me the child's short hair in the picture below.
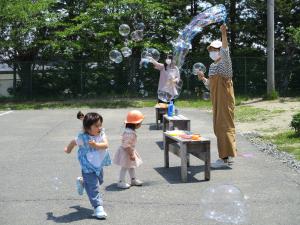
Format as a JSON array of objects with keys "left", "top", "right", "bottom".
[
  {"left": 125, "top": 123, "right": 139, "bottom": 130},
  {"left": 83, "top": 112, "right": 103, "bottom": 131},
  {"left": 77, "top": 111, "right": 84, "bottom": 119}
]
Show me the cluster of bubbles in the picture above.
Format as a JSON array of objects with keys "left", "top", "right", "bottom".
[
  {"left": 172, "top": 4, "right": 227, "bottom": 68},
  {"left": 109, "top": 22, "right": 145, "bottom": 64},
  {"left": 140, "top": 48, "right": 160, "bottom": 68},
  {"left": 201, "top": 184, "right": 249, "bottom": 224}
]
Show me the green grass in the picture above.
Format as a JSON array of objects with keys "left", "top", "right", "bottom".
[
  {"left": 0, "top": 95, "right": 253, "bottom": 110},
  {"left": 0, "top": 98, "right": 212, "bottom": 110},
  {"left": 235, "top": 106, "right": 285, "bottom": 122},
  {"left": 263, "top": 130, "right": 300, "bottom": 160}
]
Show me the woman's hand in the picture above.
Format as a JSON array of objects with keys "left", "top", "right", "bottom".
[
  {"left": 220, "top": 24, "right": 228, "bottom": 48},
  {"left": 147, "top": 56, "right": 155, "bottom": 63},
  {"left": 197, "top": 70, "right": 206, "bottom": 82},
  {"left": 220, "top": 24, "right": 227, "bottom": 34}
]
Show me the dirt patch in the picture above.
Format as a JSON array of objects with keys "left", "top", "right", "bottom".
[{"left": 236, "top": 98, "right": 300, "bottom": 135}]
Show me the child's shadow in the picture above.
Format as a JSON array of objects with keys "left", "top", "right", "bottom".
[{"left": 46, "top": 205, "right": 94, "bottom": 223}]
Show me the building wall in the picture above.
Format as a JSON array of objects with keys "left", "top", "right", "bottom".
[{"left": 0, "top": 74, "right": 13, "bottom": 96}]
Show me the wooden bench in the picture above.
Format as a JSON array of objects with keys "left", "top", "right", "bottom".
[
  {"left": 163, "top": 132, "right": 211, "bottom": 182},
  {"left": 155, "top": 104, "right": 168, "bottom": 129},
  {"left": 163, "top": 114, "right": 191, "bottom": 132}
]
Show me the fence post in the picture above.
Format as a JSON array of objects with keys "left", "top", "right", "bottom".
[
  {"left": 30, "top": 63, "right": 33, "bottom": 99},
  {"left": 13, "top": 63, "right": 16, "bottom": 95},
  {"left": 80, "top": 62, "right": 83, "bottom": 96},
  {"left": 244, "top": 57, "right": 247, "bottom": 95}
]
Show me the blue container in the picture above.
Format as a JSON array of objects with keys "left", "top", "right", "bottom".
[{"left": 168, "top": 101, "right": 174, "bottom": 117}]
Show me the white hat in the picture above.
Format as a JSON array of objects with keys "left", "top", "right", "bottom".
[{"left": 207, "top": 40, "right": 222, "bottom": 50}]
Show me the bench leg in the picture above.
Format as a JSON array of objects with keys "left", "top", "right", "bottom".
[
  {"left": 204, "top": 143, "right": 211, "bottom": 181},
  {"left": 164, "top": 135, "right": 169, "bottom": 168},
  {"left": 163, "top": 117, "right": 167, "bottom": 132},
  {"left": 156, "top": 109, "right": 159, "bottom": 129},
  {"left": 187, "top": 121, "right": 191, "bottom": 131},
  {"left": 187, "top": 153, "right": 190, "bottom": 167},
  {"left": 180, "top": 144, "right": 188, "bottom": 182}
]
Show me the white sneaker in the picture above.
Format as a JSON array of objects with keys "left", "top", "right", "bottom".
[
  {"left": 131, "top": 179, "right": 143, "bottom": 186},
  {"left": 93, "top": 206, "right": 107, "bottom": 219},
  {"left": 211, "top": 159, "right": 229, "bottom": 169},
  {"left": 227, "top": 156, "right": 234, "bottom": 164},
  {"left": 76, "top": 177, "right": 84, "bottom": 195},
  {"left": 117, "top": 181, "right": 131, "bottom": 189}
]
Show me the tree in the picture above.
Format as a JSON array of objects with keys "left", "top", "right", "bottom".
[{"left": 0, "top": 0, "right": 58, "bottom": 96}]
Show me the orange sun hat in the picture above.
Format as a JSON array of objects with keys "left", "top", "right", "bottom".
[{"left": 125, "top": 110, "right": 145, "bottom": 124}]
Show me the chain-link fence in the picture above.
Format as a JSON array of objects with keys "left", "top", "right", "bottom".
[{"left": 0, "top": 56, "right": 299, "bottom": 99}]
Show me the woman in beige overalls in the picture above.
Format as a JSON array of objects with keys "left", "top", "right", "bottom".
[{"left": 197, "top": 24, "right": 237, "bottom": 168}]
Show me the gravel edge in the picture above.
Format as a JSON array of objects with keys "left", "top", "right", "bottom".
[{"left": 241, "top": 131, "right": 300, "bottom": 173}]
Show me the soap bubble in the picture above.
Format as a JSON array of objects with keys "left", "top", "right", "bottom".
[
  {"left": 201, "top": 184, "right": 249, "bottom": 224},
  {"left": 202, "top": 91, "right": 210, "bottom": 100},
  {"left": 174, "top": 79, "right": 183, "bottom": 99},
  {"left": 133, "top": 22, "right": 145, "bottom": 31},
  {"left": 158, "top": 90, "right": 173, "bottom": 103},
  {"left": 139, "top": 89, "right": 145, "bottom": 95},
  {"left": 141, "top": 48, "right": 160, "bottom": 61},
  {"left": 52, "top": 177, "right": 62, "bottom": 191},
  {"left": 121, "top": 47, "right": 132, "bottom": 57},
  {"left": 119, "top": 24, "right": 130, "bottom": 36},
  {"left": 140, "top": 48, "right": 160, "bottom": 68},
  {"left": 173, "top": 4, "right": 227, "bottom": 69},
  {"left": 238, "top": 152, "right": 255, "bottom": 158},
  {"left": 109, "top": 50, "right": 123, "bottom": 63},
  {"left": 131, "top": 30, "right": 143, "bottom": 41},
  {"left": 193, "top": 62, "right": 206, "bottom": 75}
]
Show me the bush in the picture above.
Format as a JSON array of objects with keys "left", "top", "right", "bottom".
[{"left": 290, "top": 113, "right": 300, "bottom": 135}]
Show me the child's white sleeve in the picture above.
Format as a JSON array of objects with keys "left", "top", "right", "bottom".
[
  {"left": 75, "top": 136, "right": 83, "bottom": 146},
  {"left": 100, "top": 129, "right": 106, "bottom": 141}
]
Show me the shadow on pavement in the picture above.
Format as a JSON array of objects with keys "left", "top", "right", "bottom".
[
  {"left": 155, "top": 141, "right": 164, "bottom": 150},
  {"left": 146, "top": 123, "right": 162, "bottom": 131},
  {"left": 46, "top": 205, "right": 94, "bottom": 223},
  {"left": 105, "top": 183, "right": 127, "bottom": 192},
  {"left": 154, "top": 166, "right": 209, "bottom": 184}
]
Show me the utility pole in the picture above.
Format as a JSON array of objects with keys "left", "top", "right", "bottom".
[{"left": 267, "top": 0, "right": 275, "bottom": 94}]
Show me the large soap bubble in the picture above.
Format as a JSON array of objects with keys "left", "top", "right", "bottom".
[
  {"left": 158, "top": 78, "right": 183, "bottom": 102},
  {"left": 193, "top": 62, "right": 206, "bottom": 75},
  {"left": 141, "top": 48, "right": 160, "bottom": 61},
  {"left": 119, "top": 24, "right": 130, "bottom": 36},
  {"left": 201, "top": 184, "right": 249, "bottom": 224},
  {"left": 157, "top": 90, "right": 173, "bottom": 103},
  {"left": 121, "top": 47, "right": 132, "bottom": 57},
  {"left": 173, "top": 4, "right": 227, "bottom": 68},
  {"left": 109, "top": 50, "right": 123, "bottom": 63},
  {"left": 131, "top": 30, "right": 143, "bottom": 41}
]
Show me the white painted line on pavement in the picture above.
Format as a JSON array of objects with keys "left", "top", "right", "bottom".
[{"left": 0, "top": 111, "right": 13, "bottom": 116}]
